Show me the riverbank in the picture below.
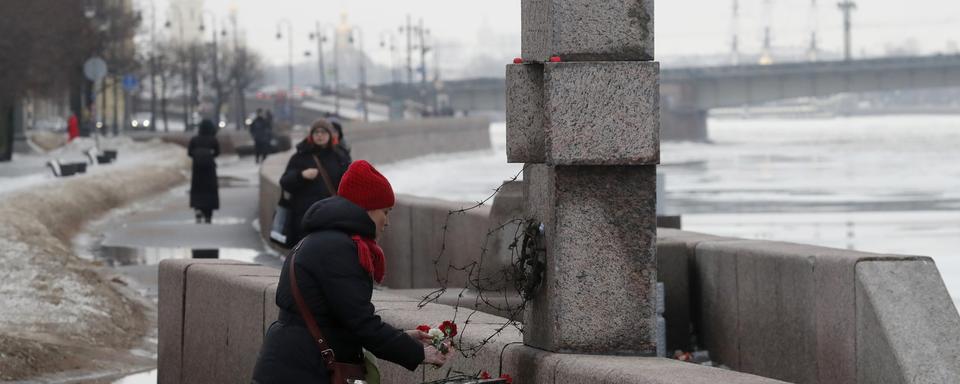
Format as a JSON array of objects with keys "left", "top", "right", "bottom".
[{"left": 0, "top": 138, "right": 188, "bottom": 381}]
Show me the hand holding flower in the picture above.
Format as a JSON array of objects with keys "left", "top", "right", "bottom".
[{"left": 406, "top": 327, "right": 433, "bottom": 346}]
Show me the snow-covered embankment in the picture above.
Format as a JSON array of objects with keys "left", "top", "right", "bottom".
[{"left": 0, "top": 138, "right": 189, "bottom": 380}]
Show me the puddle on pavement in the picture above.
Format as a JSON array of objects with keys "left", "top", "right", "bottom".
[{"left": 97, "top": 246, "right": 261, "bottom": 265}]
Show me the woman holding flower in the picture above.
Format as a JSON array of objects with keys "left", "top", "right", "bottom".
[{"left": 252, "top": 160, "right": 452, "bottom": 383}]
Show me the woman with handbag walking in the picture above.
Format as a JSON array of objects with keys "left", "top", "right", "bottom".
[
  {"left": 279, "top": 119, "right": 351, "bottom": 247},
  {"left": 252, "top": 160, "right": 452, "bottom": 383}
]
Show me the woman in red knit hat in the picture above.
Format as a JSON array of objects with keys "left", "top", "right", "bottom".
[{"left": 253, "top": 160, "right": 453, "bottom": 383}]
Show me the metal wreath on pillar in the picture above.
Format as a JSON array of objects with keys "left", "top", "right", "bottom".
[{"left": 506, "top": 0, "right": 660, "bottom": 356}]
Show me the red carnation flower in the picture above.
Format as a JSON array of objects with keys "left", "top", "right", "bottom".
[
  {"left": 439, "top": 320, "right": 458, "bottom": 337},
  {"left": 416, "top": 324, "right": 431, "bottom": 333},
  {"left": 479, "top": 371, "right": 491, "bottom": 379},
  {"left": 500, "top": 373, "right": 513, "bottom": 384}
]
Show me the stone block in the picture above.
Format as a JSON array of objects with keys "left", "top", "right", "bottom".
[
  {"left": 408, "top": 196, "right": 453, "bottom": 288},
  {"left": 380, "top": 196, "right": 413, "bottom": 289},
  {"left": 407, "top": 196, "right": 490, "bottom": 289},
  {"left": 693, "top": 241, "right": 740, "bottom": 369},
  {"left": 524, "top": 165, "right": 658, "bottom": 354},
  {"left": 656, "top": 242, "right": 690, "bottom": 352},
  {"left": 181, "top": 264, "right": 280, "bottom": 384},
  {"left": 522, "top": 0, "right": 655, "bottom": 62},
  {"left": 157, "top": 259, "right": 256, "bottom": 384},
  {"left": 544, "top": 354, "right": 789, "bottom": 384},
  {"left": 728, "top": 241, "right": 817, "bottom": 383},
  {"left": 544, "top": 61, "right": 660, "bottom": 165},
  {"left": 856, "top": 259, "right": 960, "bottom": 383},
  {"left": 506, "top": 63, "right": 546, "bottom": 163}
]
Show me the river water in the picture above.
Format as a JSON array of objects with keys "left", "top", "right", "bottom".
[{"left": 379, "top": 115, "right": 960, "bottom": 305}]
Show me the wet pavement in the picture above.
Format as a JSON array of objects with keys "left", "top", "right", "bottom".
[
  {"left": 66, "top": 154, "right": 281, "bottom": 383},
  {"left": 85, "top": 155, "right": 281, "bottom": 271}
]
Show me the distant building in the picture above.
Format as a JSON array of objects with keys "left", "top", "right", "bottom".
[{"left": 169, "top": 0, "right": 204, "bottom": 43}]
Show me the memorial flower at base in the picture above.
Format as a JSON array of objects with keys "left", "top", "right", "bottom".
[{"left": 477, "top": 371, "right": 512, "bottom": 383}]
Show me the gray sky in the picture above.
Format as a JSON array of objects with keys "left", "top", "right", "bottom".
[{"left": 146, "top": 0, "right": 960, "bottom": 72}]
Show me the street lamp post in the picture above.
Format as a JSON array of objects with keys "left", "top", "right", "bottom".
[
  {"left": 166, "top": 5, "right": 191, "bottom": 131},
  {"left": 308, "top": 23, "right": 329, "bottom": 95},
  {"left": 380, "top": 31, "right": 400, "bottom": 120},
  {"left": 149, "top": 1, "right": 157, "bottom": 131},
  {"left": 276, "top": 20, "right": 295, "bottom": 125},
  {"left": 200, "top": 10, "right": 224, "bottom": 123},
  {"left": 348, "top": 27, "right": 368, "bottom": 122},
  {"left": 399, "top": 17, "right": 430, "bottom": 115}
]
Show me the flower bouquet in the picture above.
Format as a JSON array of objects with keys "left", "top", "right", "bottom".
[{"left": 417, "top": 320, "right": 458, "bottom": 354}]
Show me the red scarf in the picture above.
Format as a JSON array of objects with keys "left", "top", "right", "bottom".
[{"left": 351, "top": 235, "right": 385, "bottom": 284}]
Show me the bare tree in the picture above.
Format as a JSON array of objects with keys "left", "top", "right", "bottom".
[
  {"left": 196, "top": 43, "right": 265, "bottom": 127},
  {"left": 229, "top": 45, "right": 265, "bottom": 126}
]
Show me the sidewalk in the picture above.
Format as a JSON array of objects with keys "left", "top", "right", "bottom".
[{"left": 92, "top": 155, "right": 282, "bottom": 301}]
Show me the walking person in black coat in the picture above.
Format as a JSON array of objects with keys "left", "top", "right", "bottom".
[
  {"left": 252, "top": 160, "right": 452, "bottom": 383},
  {"left": 279, "top": 119, "right": 351, "bottom": 247},
  {"left": 250, "top": 109, "right": 272, "bottom": 164},
  {"left": 188, "top": 119, "right": 220, "bottom": 223}
]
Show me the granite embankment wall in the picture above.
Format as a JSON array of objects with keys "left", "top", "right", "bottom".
[
  {"left": 159, "top": 229, "right": 960, "bottom": 383},
  {"left": 159, "top": 115, "right": 960, "bottom": 383},
  {"left": 158, "top": 258, "right": 785, "bottom": 384}
]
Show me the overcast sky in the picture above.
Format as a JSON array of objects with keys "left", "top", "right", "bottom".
[{"left": 145, "top": 0, "right": 960, "bottom": 72}]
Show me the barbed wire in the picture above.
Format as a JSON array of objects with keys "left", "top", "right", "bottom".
[{"left": 415, "top": 164, "right": 535, "bottom": 360}]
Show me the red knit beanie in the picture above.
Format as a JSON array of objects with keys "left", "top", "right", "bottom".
[{"left": 338, "top": 160, "right": 395, "bottom": 211}]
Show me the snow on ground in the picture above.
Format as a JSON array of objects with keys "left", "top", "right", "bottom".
[{"left": 0, "top": 138, "right": 189, "bottom": 381}]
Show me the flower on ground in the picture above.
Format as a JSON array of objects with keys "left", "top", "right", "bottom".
[
  {"left": 500, "top": 373, "right": 513, "bottom": 384},
  {"left": 479, "top": 371, "right": 491, "bottom": 379},
  {"left": 416, "top": 324, "right": 431, "bottom": 333},
  {"left": 428, "top": 328, "right": 445, "bottom": 339}
]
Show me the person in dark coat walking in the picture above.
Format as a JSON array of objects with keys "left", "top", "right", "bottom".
[
  {"left": 250, "top": 109, "right": 272, "bottom": 164},
  {"left": 252, "top": 160, "right": 451, "bottom": 383},
  {"left": 188, "top": 119, "right": 220, "bottom": 223},
  {"left": 279, "top": 119, "right": 351, "bottom": 247}
]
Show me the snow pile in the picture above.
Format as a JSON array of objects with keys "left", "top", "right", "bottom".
[
  {"left": 0, "top": 139, "right": 189, "bottom": 380},
  {"left": 27, "top": 131, "right": 68, "bottom": 152}
]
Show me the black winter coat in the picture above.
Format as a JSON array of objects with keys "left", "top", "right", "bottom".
[
  {"left": 251, "top": 197, "right": 424, "bottom": 383},
  {"left": 280, "top": 140, "right": 351, "bottom": 247},
  {"left": 188, "top": 134, "right": 220, "bottom": 211}
]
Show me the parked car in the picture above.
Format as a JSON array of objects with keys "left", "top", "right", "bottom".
[{"left": 129, "top": 113, "right": 153, "bottom": 130}]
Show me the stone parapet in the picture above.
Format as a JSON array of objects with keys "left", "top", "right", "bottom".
[
  {"left": 159, "top": 230, "right": 960, "bottom": 383},
  {"left": 659, "top": 229, "right": 960, "bottom": 384},
  {"left": 158, "top": 259, "right": 786, "bottom": 384}
]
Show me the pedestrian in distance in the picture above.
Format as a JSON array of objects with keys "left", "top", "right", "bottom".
[
  {"left": 279, "top": 118, "right": 350, "bottom": 248},
  {"left": 188, "top": 119, "right": 220, "bottom": 224},
  {"left": 66, "top": 113, "right": 80, "bottom": 142},
  {"left": 250, "top": 109, "right": 272, "bottom": 164},
  {"left": 251, "top": 160, "right": 453, "bottom": 383}
]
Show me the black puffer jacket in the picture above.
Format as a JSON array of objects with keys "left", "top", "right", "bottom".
[
  {"left": 279, "top": 140, "right": 351, "bottom": 247},
  {"left": 252, "top": 197, "right": 424, "bottom": 384}
]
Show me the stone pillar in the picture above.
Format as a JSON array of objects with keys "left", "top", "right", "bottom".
[{"left": 507, "top": 0, "right": 660, "bottom": 355}]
